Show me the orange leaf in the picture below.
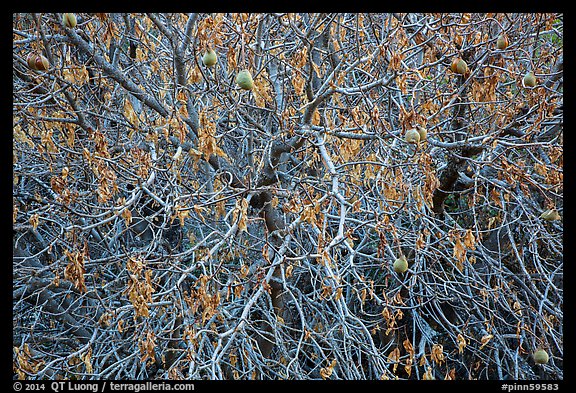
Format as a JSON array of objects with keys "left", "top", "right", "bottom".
[
  {"left": 431, "top": 343, "right": 445, "bottom": 364},
  {"left": 463, "top": 229, "right": 476, "bottom": 250},
  {"left": 388, "top": 347, "right": 401, "bottom": 373}
]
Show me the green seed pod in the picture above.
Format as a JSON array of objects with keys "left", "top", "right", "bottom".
[
  {"left": 405, "top": 129, "right": 421, "bottom": 144},
  {"left": 202, "top": 49, "right": 217, "bottom": 67},
  {"left": 62, "top": 13, "right": 77, "bottom": 29},
  {"left": 523, "top": 72, "right": 536, "bottom": 88},
  {"left": 393, "top": 255, "right": 409, "bottom": 274},
  {"left": 236, "top": 69, "right": 254, "bottom": 91},
  {"left": 533, "top": 349, "right": 549, "bottom": 365}
]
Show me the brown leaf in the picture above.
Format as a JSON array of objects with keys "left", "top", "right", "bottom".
[
  {"left": 453, "top": 238, "right": 466, "bottom": 270},
  {"left": 319, "top": 358, "right": 337, "bottom": 379},
  {"left": 423, "top": 366, "right": 435, "bottom": 380},
  {"left": 457, "top": 333, "right": 467, "bottom": 354},
  {"left": 431, "top": 343, "right": 445, "bottom": 364},
  {"left": 388, "top": 347, "right": 401, "bottom": 374},
  {"left": 64, "top": 249, "right": 87, "bottom": 293},
  {"left": 444, "top": 368, "right": 456, "bottom": 380},
  {"left": 463, "top": 229, "right": 476, "bottom": 250},
  {"left": 479, "top": 334, "right": 493, "bottom": 349}
]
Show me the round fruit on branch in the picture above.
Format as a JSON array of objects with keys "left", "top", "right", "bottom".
[
  {"left": 28, "top": 54, "right": 49, "bottom": 71},
  {"left": 416, "top": 126, "right": 428, "bottom": 141},
  {"left": 236, "top": 69, "right": 254, "bottom": 91},
  {"left": 202, "top": 49, "right": 217, "bottom": 67},
  {"left": 62, "top": 13, "right": 77, "bottom": 29},
  {"left": 496, "top": 34, "right": 509, "bottom": 50},
  {"left": 393, "top": 255, "right": 409, "bottom": 274},
  {"left": 450, "top": 58, "right": 469, "bottom": 75},
  {"left": 523, "top": 71, "right": 537, "bottom": 88},
  {"left": 533, "top": 349, "right": 549, "bottom": 365},
  {"left": 405, "top": 129, "right": 421, "bottom": 144},
  {"left": 26, "top": 53, "right": 38, "bottom": 70}
]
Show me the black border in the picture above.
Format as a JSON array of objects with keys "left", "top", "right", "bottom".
[{"left": 7, "top": 7, "right": 570, "bottom": 390}]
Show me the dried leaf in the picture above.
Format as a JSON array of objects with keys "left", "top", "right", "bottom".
[
  {"left": 121, "top": 208, "right": 132, "bottom": 226},
  {"left": 431, "top": 343, "right": 445, "bottom": 364},
  {"left": 233, "top": 198, "right": 249, "bottom": 232},
  {"left": 81, "top": 346, "right": 93, "bottom": 374},
  {"left": 286, "top": 264, "right": 294, "bottom": 277},
  {"left": 29, "top": 213, "right": 40, "bottom": 231},
  {"left": 139, "top": 330, "right": 157, "bottom": 365},
  {"left": 457, "top": 333, "right": 467, "bottom": 354},
  {"left": 403, "top": 339, "right": 414, "bottom": 358},
  {"left": 388, "top": 347, "right": 401, "bottom": 373},
  {"left": 540, "top": 209, "right": 561, "bottom": 221},
  {"left": 463, "top": 229, "right": 475, "bottom": 249},
  {"left": 64, "top": 249, "right": 87, "bottom": 293},
  {"left": 320, "top": 359, "right": 337, "bottom": 380},
  {"left": 123, "top": 98, "right": 139, "bottom": 127},
  {"left": 453, "top": 238, "right": 466, "bottom": 270},
  {"left": 479, "top": 334, "right": 494, "bottom": 349},
  {"left": 423, "top": 366, "right": 435, "bottom": 380}
]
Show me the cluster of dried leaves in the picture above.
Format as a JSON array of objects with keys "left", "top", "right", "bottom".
[{"left": 13, "top": 13, "right": 562, "bottom": 380}]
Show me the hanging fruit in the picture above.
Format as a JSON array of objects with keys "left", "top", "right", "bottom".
[
  {"left": 455, "top": 59, "right": 468, "bottom": 75},
  {"left": 451, "top": 58, "right": 468, "bottom": 75},
  {"left": 496, "top": 34, "right": 509, "bottom": 50},
  {"left": 405, "top": 129, "right": 421, "bottom": 144},
  {"left": 235, "top": 69, "right": 254, "bottom": 90},
  {"left": 533, "top": 349, "right": 549, "bottom": 365},
  {"left": 523, "top": 71, "right": 537, "bottom": 87},
  {"left": 26, "top": 53, "right": 38, "bottom": 70},
  {"left": 416, "top": 126, "right": 428, "bottom": 141},
  {"left": 35, "top": 55, "right": 50, "bottom": 71},
  {"left": 450, "top": 58, "right": 459, "bottom": 73},
  {"left": 202, "top": 49, "right": 217, "bottom": 67},
  {"left": 62, "top": 13, "right": 77, "bottom": 29},
  {"left": 27, "top": 54, "right": 49, "bottom": 71},
  {"left": 393, "top": 255, "right": 409, "bottom": 274}
]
